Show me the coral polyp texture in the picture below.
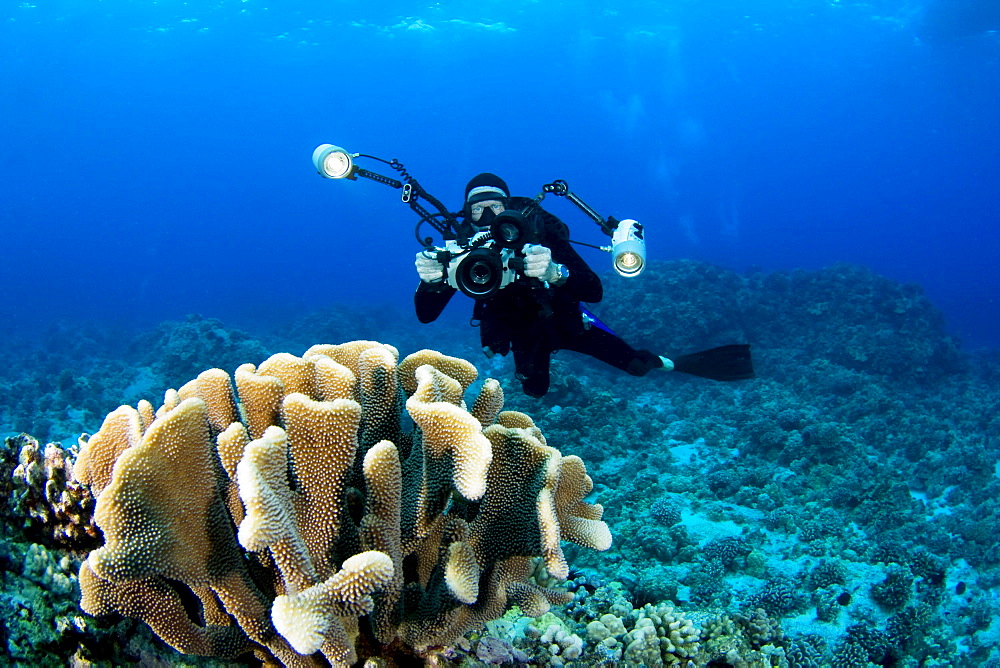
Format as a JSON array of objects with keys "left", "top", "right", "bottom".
[{"left": 72, "top": 340, "right": 610, "bottom": 665}]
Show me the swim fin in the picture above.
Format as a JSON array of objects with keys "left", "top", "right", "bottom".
[{"left": 667, "top": 344, "right": 755, "bottom": 381}]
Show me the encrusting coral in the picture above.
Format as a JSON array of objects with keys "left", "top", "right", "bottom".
[
  {"left": 72, "top": 340, "right": 611, "bottom": 665},
  {"left": 8, "top": 433, "right": 100, "bottom": 550}
]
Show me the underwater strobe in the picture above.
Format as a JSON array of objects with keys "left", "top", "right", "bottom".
[
  {"left": 541, "top": 180, "right": 647, "bottom": 278},
  {"left": 312, "top": 144, "right": 355, "bottom": 179},
  {"left": 611, "top": 219, "right": 645, "bottom": 277}
]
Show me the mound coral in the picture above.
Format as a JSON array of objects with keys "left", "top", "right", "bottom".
[{"left": 72, "top": 341, "right": 611, "bottom": 665}]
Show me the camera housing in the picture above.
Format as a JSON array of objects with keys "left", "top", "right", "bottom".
[
  {"left": 435, "top": 208, "right": 541, "bottom": 300},
  {"left": 440, "top": 233, "right": 519, "bottom": 300}
]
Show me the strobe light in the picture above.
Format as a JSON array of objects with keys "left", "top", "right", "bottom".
[
  {"left": 611, "top": 219, "right": 645, "bottom": 277},
  {"left": 312, "top": 144, "right": 355, "bottom": 179}
]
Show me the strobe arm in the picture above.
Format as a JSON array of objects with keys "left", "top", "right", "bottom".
[
  {"left": 386, "top": 161, "right": 459, "bottom": 243},
  {"left": 356, "top": 161, "right": 458, "bottom": 241},
  {"left": 540, "top": 179, "right": 646, "bottom": 277},
  {"left": 542, "top": 180, "right": 618, "bottom": 237},
  {"left": 352, "top": 167, "right": 403, "bottom": 189},
  {"left": 356, "top": 167, "right": 457, "bottom": 241},
  {"left": 312, "top": 144, "right": 460, "bottom": 243}
]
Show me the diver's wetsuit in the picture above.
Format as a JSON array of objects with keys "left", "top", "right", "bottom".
[{"left": 415, "top": 199, "right": 662, "bottom": 397}]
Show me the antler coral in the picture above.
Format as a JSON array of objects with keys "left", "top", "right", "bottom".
[{"left": 74, "top": 340, "right": 611, "bottom": 664}]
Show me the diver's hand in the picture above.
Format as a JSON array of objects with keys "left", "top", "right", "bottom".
[
  {"left": 523, "top": 244, "right": 564, "bottom": 284},
  {"left": 415, "top": 249, "right": 444, "bottom": 283}
]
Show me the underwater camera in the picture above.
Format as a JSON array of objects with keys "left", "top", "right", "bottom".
[
  {"left": 435, "top": 209, "right": 541, "bottom": 299},
  {"left": 311, "top": 144, "right": 647, "bottom": 287},
  {"left": 439, "top": 236, "right": 515, "bottom": 299}
]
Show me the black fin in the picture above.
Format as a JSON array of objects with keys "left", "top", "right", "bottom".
[{"left": 672, "top": 344, "right": 755, "bottom": 381}]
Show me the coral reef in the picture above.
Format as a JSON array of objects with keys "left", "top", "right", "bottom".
[
  {"left": 3, "top": 260, "right": 1000, "bottom": 665},
  {"left": 3, "top": 434, "right": 100, "bottom": 551},
  {"left": 0, "top": 540, "right": 84, "bottom": 661},
  {"left": 622, "top": 602, "right": 701, "bottom": 664},
  {"left": 130, "top": 314, "right": 273, "bottom": 387},
  {"left": 599, "top": 259, "right": 965, "bottom": 382},
  {"left": 72, "top": 341, "right": 611, "bottom": 665}
]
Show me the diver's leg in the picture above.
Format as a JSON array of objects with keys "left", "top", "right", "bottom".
[
  {"left": 560, "top": 327, "right": 662, "bottom": 377},
  {"left": 512, "top": 341, "right": 552, "bottom": 398}
]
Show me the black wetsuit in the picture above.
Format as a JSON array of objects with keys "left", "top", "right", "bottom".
[{"left": 415, "top": 199, "right": 661, "bottom": 397}]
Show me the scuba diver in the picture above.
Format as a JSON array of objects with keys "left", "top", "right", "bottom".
[
  {"left": 309, "top": 145, "right": 752, "bottom": 398},
  {"left": 413, "top": 173, "right": 755, "bottom": 398}
]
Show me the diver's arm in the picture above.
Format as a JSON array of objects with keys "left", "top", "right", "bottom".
[
  {"left": 537, "top": 209, "right": 603, "bottom": 302},
  {"left": 415, "top": 282, "right": 456, "bottom": 323},
  {"left": 549, "top": 237, "right": 603, "bottom": 303}
]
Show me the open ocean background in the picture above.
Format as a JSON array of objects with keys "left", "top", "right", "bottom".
[
  {"left": 2, "top": 0, "right": 998, "bottom": 348},
  {"left": 2, "top": 1, "right": 1000, "bottom": 666}
]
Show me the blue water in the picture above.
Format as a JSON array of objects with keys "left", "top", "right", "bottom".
[{"left": 1, "top": 1, "right": 997, "bottom": 347}]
